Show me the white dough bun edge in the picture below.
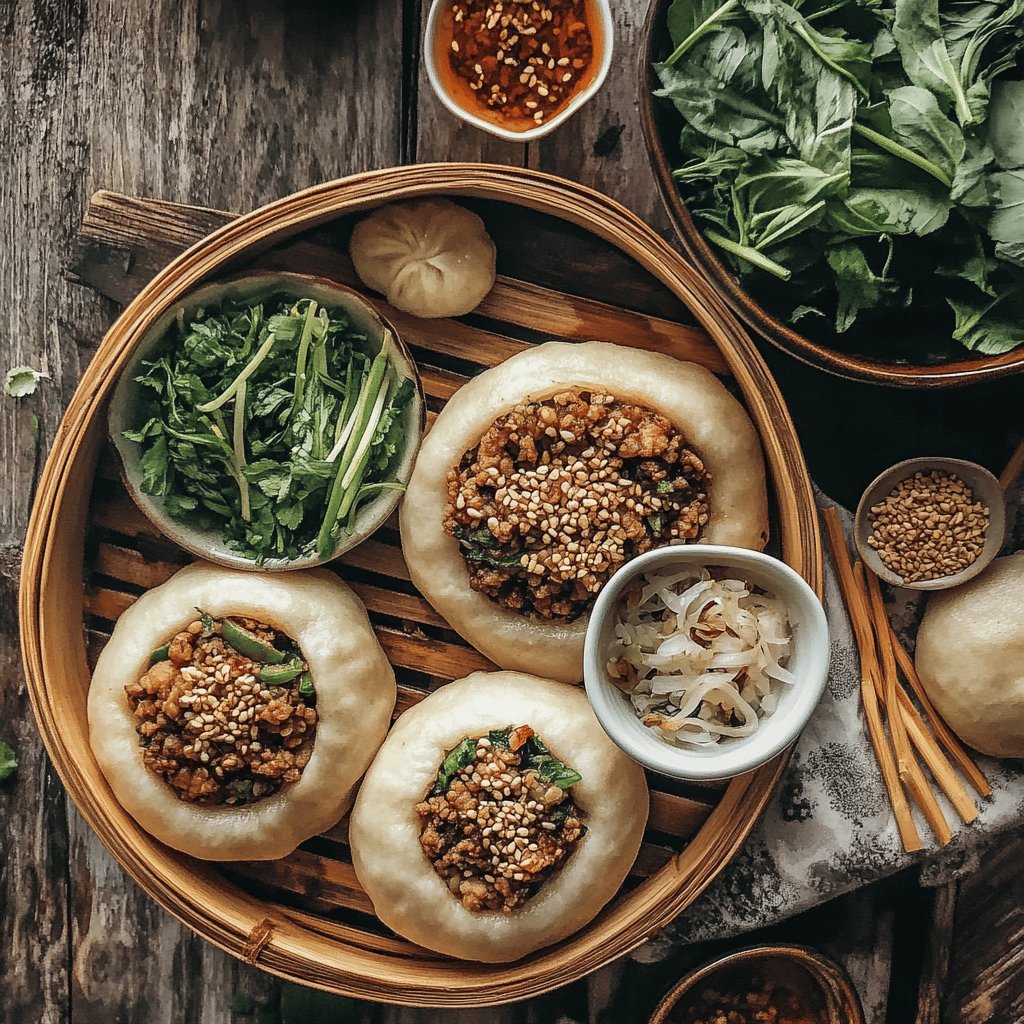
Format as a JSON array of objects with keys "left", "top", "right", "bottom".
[
  {"left": 916, "top": 551, "right": 1024, "bottom": 758},
  {"left": 400, "top": 341, "right": 769, "bottom": 683},
  {"left": 348, "top": 671, "right": 649, "bottom": 962},
  {"left": 87, "top": 562, "right": 396, "bottom": 861}
]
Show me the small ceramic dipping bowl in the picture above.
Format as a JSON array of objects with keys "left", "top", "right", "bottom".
[
  {"left": 423, "top": 0, "right": 614, "bottom": 142},
  {"left": 647, "top": 944, "right": 866, "bottom": 1024},
  {"left": 109, "top": 271, "right": 425, "bottom": 572},
  {"left": 854, "top": 457, "right": 1006, "bottom": 592},
  {"left": 583, "top": 545, "right": 829, "bottom": 783}
]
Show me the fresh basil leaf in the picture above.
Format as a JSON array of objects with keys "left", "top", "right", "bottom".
[
  {"left": 827, "top": 242, "right": 895, "bottom": 331},
  {"left": 949, "top": 290, "right": 1024, "bottom": 353},
  {"left": 989, "top": 169, "right": 1024, "bottom": 248},
  {"left": 886, "top": 86, "right": 966, "bottom": 182},
  {"left": 432, "top": 737, "right": 477, "bottom": 795},
  {"left": 654, "top": 59, "right": 783, "bottom": 153},
  {"left": 893, "top": 0, "right": 974, "bottom": 125},
  {"left": 988, "top": 80, "right": 1024, "bottom": 171}
]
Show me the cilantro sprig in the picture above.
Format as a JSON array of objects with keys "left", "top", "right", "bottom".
[{"left": 125, "top": 294, "right": 413, "bottom": 562}]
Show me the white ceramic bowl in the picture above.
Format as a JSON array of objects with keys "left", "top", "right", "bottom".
[
  {"left": 583, "top": 545, "right": 829, "bottom": 782},
  {"left": 109, "top": 271, "right": 425, "bottom": 571},
  {"left": 423, "top": 0, "right": 614, "bottom": 142}
]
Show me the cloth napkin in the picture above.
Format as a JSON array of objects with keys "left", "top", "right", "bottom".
[{"left": 635, "top": 485, "right": 1024, "bottom": 959}]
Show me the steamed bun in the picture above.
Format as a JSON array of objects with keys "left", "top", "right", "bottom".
[
  {"left": 349, "top": 198, "right": 496, "bottom": 319},
  {"left": 916, "top": 552, "right": 1024, "bottom": 758}
]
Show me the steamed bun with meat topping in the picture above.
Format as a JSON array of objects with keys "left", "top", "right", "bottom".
[
  {"left": 349, "top": 198, "right": 497, "bottom": 319},
  {"left": 400, "top": 340, "right": 769, "bottom": 683},
  {"left": 349, "top": 671, "right": 648, "bottom": 962},
  {"left": 87, "top": 562, "right": 396, "bottom": 860},
  {"left": 916, "top": 552, "right": 1024, "bottom": 758}
]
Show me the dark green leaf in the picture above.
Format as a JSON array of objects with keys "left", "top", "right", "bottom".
[
  {"left": 432, "top": 738, "right": 477, "bottom": 795},
  {"left": 0, "top": 740, "right": 16, "bottom": 782},
  {"left": 488, "top": 727, "right": 512, "bottom": 748}
]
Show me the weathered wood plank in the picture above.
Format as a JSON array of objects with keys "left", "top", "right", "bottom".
[
  {"left": 942, "top": 834, "right": 1024, "bottom": 1024},
  {"left": 528, "top": 2, "right": 672, "bottom": 236},
  {"left": 2, "top": 0, "right": 404, "bottom": 1021}
]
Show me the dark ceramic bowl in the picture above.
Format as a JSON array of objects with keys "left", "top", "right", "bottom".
[
  {"left": 638, "top": 0, "right": 1024, "bottom": 388},
  {"left": 648, "top": 944, "right": 866, "bottom": 1024}
]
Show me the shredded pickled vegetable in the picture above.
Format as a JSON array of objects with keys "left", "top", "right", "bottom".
[{"left": 606, "top": 569, "right": 795, "bottom": 747}]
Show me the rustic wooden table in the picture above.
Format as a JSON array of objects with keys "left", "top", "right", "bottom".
[{"left": 3, "top": 2, "right": 1024, "bottom": 1022}]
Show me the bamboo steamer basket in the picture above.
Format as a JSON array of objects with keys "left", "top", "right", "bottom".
[{"left": 20, "top": 164, "right": 822, "bottom": 1006}]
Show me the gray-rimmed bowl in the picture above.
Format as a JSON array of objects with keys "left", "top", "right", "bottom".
[
  {"left": 109, "top": 271, "right": 425, "bottom": 571},
  {"left": 854, "top": 457, "right": 1006, "bottom": 592},
  {"left": 583, "top": 545, "right": 829, "bottom": 783}
]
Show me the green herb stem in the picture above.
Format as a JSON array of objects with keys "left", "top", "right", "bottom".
[
  {"left": 335, "top": 373, "right": 393, "bottom": 522},
  {"left": 316, "top": 339, "right": 393, "bottom": 556},
  {"left": 757, "top": 199, "right": 827, "bottom": 249},
  {"left": 852, "top": 123, "right": 953, "bottom": 188},
  {"left": 232, "top": 380, "right": 251, "bottom": 522},
  {"left": 196, "top": 330, "right": 277, "bottom": 413},
  {"left": 664, "top": 0, "right": 740, "bottom": 66},
  {"left": 705, "top": 229, "right": 794, "bottom": 281},
  {"left": 793, "top": 20, "right": 869, "bottom": 100},
  {"left": 291, "top": 300, "right": 319, "bottom": 416}
]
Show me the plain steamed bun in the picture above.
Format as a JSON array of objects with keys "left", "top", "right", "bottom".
[
  {"left": 349, "top": 198, "right": 496, "bottom": 319},
  {"left": 916, "top": 551, "right": 1024, "bottom": 758}
]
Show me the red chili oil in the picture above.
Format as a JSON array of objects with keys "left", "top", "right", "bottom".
[{"left": 436, "top": 0, "right": 601, "bottom": 132}]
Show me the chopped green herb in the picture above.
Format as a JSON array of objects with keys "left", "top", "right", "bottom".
[
  {"left": 149, "top": 644, "right": 170, "bottom": 664},
  {"left": 656, "top": 479, "right": 675, "bottom": 494},
  {"left": 0, "top": 740, "right": 16, "bottom": 782},
  {"left": 431, "top": 737, "right": 477, "bottom": 795},
  {"left": 487, "top": 727, "right": 512, "bottom": 748},
  {"left": 432, "top": 727, "right": 582, "bottom": 795},
  {"left": 125, "top": 295, "right": 413, "bottom": 562},
  {"left": 647, "top": 513, "right": 664, "bottom": 535}
]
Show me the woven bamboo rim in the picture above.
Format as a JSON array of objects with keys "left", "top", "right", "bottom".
[{"left": 20, "top": 164, "right": 822, "bottom": 1006}]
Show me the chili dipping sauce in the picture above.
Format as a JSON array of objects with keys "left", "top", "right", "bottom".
[{"left": 436, "top": 0, "right": 602, "bottom": 132}]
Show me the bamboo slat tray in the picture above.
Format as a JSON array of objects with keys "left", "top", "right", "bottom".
[{"left": 20, "top": 165, "right": 822, "bottom": 1006}]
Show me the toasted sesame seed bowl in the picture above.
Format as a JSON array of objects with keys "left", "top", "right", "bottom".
[
  {"left": 584, "top": 545, "right": 829, "bottom": 783},
  {"left": 853, "top": 457, "right": 1006, "bottom": 592}
]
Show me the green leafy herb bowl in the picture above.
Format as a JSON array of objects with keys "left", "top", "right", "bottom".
[
  {"left": 638, "top": 0, "right": 1024, "bottom": 389},
  {"left": 109, "top": 271, "right": 425, "bottom": 571}
]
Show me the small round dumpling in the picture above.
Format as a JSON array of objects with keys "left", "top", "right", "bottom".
[
  {"left": 87, "top": 562, "right": 396, "bottom": 860},
  {"left": 916, "top": 552, "right": 1024, "bottom": 758},
  {"left": 349, "top": 671, "right": 649, "bottom": 962},
  {"left": 349, "top": 198, "right": 497, "bottom": 319},
  {"left": 400, "top": 340, "right": 769, "bottom": 683}
]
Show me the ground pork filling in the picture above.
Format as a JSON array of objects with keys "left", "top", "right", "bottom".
[
  {"left": 124, "top": 615, "right": 318, "bottom": 806},
  {"left": 416, "top": 725, "right": 585, "bottom": 912},
  {"left": 443, "top": 389, "right": 711, "bottom": 621}
]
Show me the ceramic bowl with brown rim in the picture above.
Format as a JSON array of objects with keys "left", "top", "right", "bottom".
[
  {"left": 109, "top": 270, "right": 425, "bottom": 571},
  {"left": 648, "top": 944, "right": 866, "bottom": 1024},
  {"left": 854, "top": 457, "right": 1006, "bottom": 591},
  {"left": 637, "top": 0, "right": 1024, "bottom": 389}
]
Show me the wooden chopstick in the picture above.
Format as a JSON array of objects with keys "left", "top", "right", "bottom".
[
  {"left": 822, "top": 507, "right": 923, "bottom": 852},
  {"left": 887, "top": 625, "right": 991, "bottom": 800},
  {"left": 863, "top": 569, "right": 953, "bottom": 846}
]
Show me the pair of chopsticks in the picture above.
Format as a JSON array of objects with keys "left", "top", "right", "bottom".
[
  {"left": 822, "top": 507, "right": 991, "bottom": 853},
  {"left": 822, "top": 436, "right": 1024, "bottom": 851}
]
